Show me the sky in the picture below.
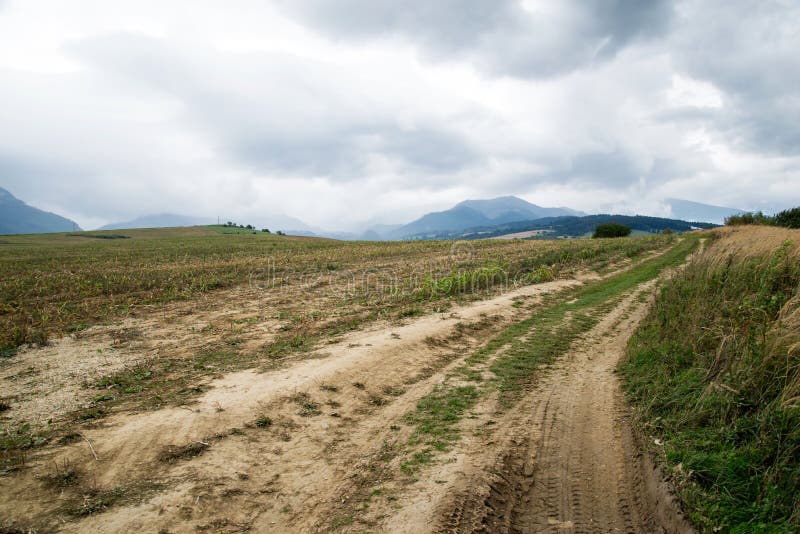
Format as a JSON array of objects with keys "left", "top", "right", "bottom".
[{"left": 0, "top": 0, "right": 798, "bottom": 231}]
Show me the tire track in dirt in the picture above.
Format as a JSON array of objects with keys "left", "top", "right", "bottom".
[
  {"left": 1, "top": 247, "right": 686, "bottom": 533},
  {"left": 431, "top": 279, "right": 693, "bottom": 534},
  {"left": 1, "top": 277, "right": 583, "bottom": 532}
]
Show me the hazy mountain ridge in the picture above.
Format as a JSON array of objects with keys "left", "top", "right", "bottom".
[
  {"left": 405, "top": 213, "right": 717, "bottom": 240},
  {"left": 382, "top": 196, "right": 583, "bottom": 239},
  {"left": 458, "top": 196, "right": 584, "bottom": 221},
  {"left": 0, "top": 187, "right": 745, "bottom": 239},
  {"left": 99, "top": 212, "right": 311, "bottom": 233},
  {"left": 0, "top": 187, "right": 81, "bottom": 235},
  {"left": 99, "top": 214, "right": 214, "bottom": 230},
  {"left": 665, "top": 198, "right": 744, "bottom": 225}
]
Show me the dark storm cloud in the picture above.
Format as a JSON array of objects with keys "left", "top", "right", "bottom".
[{"left": 279, "top": 0, "right": 674, "bottom": 77}]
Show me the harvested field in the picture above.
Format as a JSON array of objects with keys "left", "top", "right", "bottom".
[{"left": 0, "top": 229, "right": 702, "bottom": 532}]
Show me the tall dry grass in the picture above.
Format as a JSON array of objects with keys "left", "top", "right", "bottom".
[{"left": 620, "top": 227, "right": 800, "bottom": 532}]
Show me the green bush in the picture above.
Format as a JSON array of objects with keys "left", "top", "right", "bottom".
[
  {"left": 592, "top": 223, "right": 631, "bottom": 238},
  {"left": 725, "top": 211, "right": 772, "bottom": 226},
  {"left": 774, "top": 207, "right": 800, "bottom": 229},
  {"left": 725, "top": 207, "right": 800, "bottom": 228}
]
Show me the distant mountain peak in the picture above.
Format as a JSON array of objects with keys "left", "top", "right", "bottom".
[
  {"left": 99, "top": 213, "right": 212, "bottom": 231},
  {"left": 99, "top": 212, "right": 312, "bottom": 232},
  {"left": 385, "top": 196, "right": 584, "bottom": 239},
  {"left": 0, "top": 186, "right": 81, "bottom": 235},
  {"left": 665, "top": 198, "right": 744, "bottom": 224}
]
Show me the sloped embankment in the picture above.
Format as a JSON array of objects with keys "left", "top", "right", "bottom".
[{"left": 619, "top": 226, "right": 800, "bottom": 532}]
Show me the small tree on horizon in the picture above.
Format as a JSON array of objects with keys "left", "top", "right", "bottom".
[{"left": 593, "top": 223, "right": 632, "bottom": 238}]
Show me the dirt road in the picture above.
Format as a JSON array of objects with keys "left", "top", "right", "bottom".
[
  {"left": 432, "top": 280, "right": 693, "bottom": 533},
  {"left": 1, "top": 254, "right": 691, "bottom": 533}
]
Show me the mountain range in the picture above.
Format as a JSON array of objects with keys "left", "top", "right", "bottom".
[
  {"left": 369, "top": 196, "right": 583, "bottom": 240},
  {"left": 99, "top": 214, "right": 215, "bottom": 231},
  {"left": 0, "top": 187, "right": 81, "bottom": 235},
  {"left": 410, "top": 213, "right": 717, "bottom": 241},
  {"left": 665, "top": 198, "right": 744, "bottom": 225},
  {"left": 99, "top": 212, "right": 311, "bottom": 232},
  {"left": 0, "top": 186, "right": 747, "bottom": 238}
]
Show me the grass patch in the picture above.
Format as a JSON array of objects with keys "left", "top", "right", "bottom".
[
  {"left": 263, "top": 334, "right": 316, "bottom": 360},
  {"left": 329, "top": 513, "right": 354, "bottom": 530},
  {"left": 192, "top": 347, "right": 239, "bottom": 370},
  {"left": 255, "top": 415, "right": 273, "bottom": 428},
  {"left": 42, "top": 460, "right": 82, "bottom": 489},
  {"left": 158, "top": 441, "right": 209, "bottom": 463},
  {"left": 291, "top": 392, "right": 322, "bottom": 417},
  {"left": 402, "top": 386, "right": 480, "bottom": 474},
  {"left": 75, "top": 408, "right": 106, "bottom": 422},
  {"left": 406, "top": 386, "right": 480, "bottom": 447},
  {"left": 420, "top": 264, "right": 507, "bottom": 298},
  {"left": 95, "top": 365, "right": 153, "bottom": 393},
  {"left": 68, "top": 486, "right": 126, "bottom": 516},
  {"left": 398, "top": 307, "right": 425, "bottom": 318}
]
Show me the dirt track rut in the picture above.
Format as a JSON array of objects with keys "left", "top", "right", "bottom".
[
  {"left": 434, "top": 280, "right": 692, "bottom": 534},
  {"left": 1, "top": 255, "right": 693, "bottom": 533}
]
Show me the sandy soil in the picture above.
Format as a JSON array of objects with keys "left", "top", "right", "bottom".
[
  {"left": 426, "top": 281, "right": 693, "bottom": 533},
  {"left": 1, "top": 276, "right": 581, "bottom": 532},
  {"left": 0, "top": 253, "right": 692, "bottom": 533}
]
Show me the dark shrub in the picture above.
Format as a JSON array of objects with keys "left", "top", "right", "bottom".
[
  {"left": 774, "top": 207, "right": 800, "bottom": 229},
  {"left": 593, "top": 223, "right": 631, "bottom": 238}
]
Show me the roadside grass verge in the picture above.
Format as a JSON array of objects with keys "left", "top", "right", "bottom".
[{"left": 618, "top": 235, "right": 800, "bottom": 532}]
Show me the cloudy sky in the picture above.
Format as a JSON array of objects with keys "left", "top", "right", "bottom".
[{"left": 0, "top": 0, "right": 798, "bottom": 230}]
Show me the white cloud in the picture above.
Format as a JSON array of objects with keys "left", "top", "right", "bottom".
[{"left": 0, "top": 0, "right": 797, "bottom": 231}]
